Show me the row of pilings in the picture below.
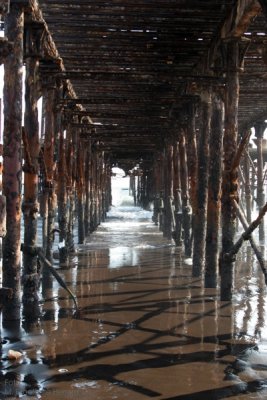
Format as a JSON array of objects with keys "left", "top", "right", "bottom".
[
  {"left": 0, "top": 3, "right": 115, "bottom": 322},
  {"left": 0, "top": 4, "right": 266, "bottom": 324},
  {"left": 144, "top": 41, "right": 266, "bottom": 303}
]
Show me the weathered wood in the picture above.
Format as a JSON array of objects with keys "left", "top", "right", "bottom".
[
  {"left": 0, "top": 195, "right": 6, "bottom": 237},
  {"left": 205, "top": 91, "right": 224, "bottom": 288},
  {"left": 0, "top": 287, "right": 13, "bottom": 309},
  {"left": 255, "top": 122, "right": 265, "bottom": 241},
  {"left": 179, "top": 130, "right": 192, "bottom": 257},
  {"left": 84, "top": 143, "right": 91, "bottom": 236},
  {"left": 22, "top": 56, "right": 40, "bottom": 320},
  {"left": 0, "top": 37, "right": 13, "bottom": 64},
  {"left": 77, "top": 140, "right": 86, "bottom": 244},
  {"left": 220, "top": 39, "right": 243, "bottom": 301},
  {"left": 46, "top": 92, "right": 57, "bottom": 264},
  {"left": 36, "top": 247, "right": 78, "bottom": 311},
  {"left": 65, "top": 125, "right": 75, "bottom": 252},
  {"left": 224, "top": 200, "right": 267, "bottom": 278},
  {"left": 192, "top": 89, "right": 211, "bottom": 277},
  {"left": 231, "top": 129, "right": 252, "bottom": 172},
  {"left": 57, "top": 129, "right": 68, "bottom": 264},
  {"left": 172, "top": 141, "right": 182, "bottom": 245},
  {"left": 163, "top": 142, "right": 174, "bottom": 240},
  {"left": 152, "top": 152, "right": 162, "bottom": 225},
  {"left": 232, "top": 198, "right": 267, "bottom": 282},
  {"left": 2, "top": 4, "right": 24, "bottom": 321},
  {"left": 186, "top": 102, "right": 198, "bottom": 236},
  {"left": 244, "top": 150, "right": 252, "bottom": 224}
]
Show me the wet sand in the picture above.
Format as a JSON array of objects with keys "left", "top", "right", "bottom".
[{"left": 1, "top": 206, "right": 267, "bottom": 399}]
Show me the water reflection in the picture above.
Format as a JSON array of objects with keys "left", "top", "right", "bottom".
[{"left": 0, "top": 206, "right": 267, "bottom": 399}]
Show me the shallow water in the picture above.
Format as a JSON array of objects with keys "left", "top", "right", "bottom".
[{"left": 1, "top": 206, "right": 267, "bottom": 399}]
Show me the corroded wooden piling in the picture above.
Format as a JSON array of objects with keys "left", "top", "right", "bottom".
[
  {"left": 186, "top": 102, "right": 198, "bottom": 220},
  {"left": 106, "top": 161, "right": 112, "bottom": 212},
  {"left": 192, "top": 89, "right": 211, "bottom": 277},
  {"left": 77, "top": 140, "right": 85, "bottom": 244},
  {"left": 22, "top": 55, "right": 40, "bottom": 319},
  {"left": 84, "top": 142, "right": 91, "bottom": 236},
  {"left": 65, "top": 124, "right": 75, "bottom": 252},
  {"left": 57, "top": 128, "right": 68, "bottom": 263},
  {"left": 179, "top": 129, "right": 192, "bottom": 257},
  {"left": 244, "top": 142, "right": 252, "bottom": 224},
  {"left": 172, "top": 141, "right": 182, "bottom": 245},
  {"left": 220, "top": 38, "right": 249, "bottom": 301},
  {"left": 163, "top": 141, "right": 174, "bottom": 240},
  {"left": 41, "top": 85, "right": 57, "bottom": 265},
  {"left": 90, "top": 149, "right": 98, "bottom": 232},
  {"left": 89, "top": 150, "right": 94, "bottom": 232},
  {"left": 205, "top": 91, "right": 224, "bottom": 288},
  {"left": 255, "top": 122, "right": 265, "bottom": 241},
  {"left": 153, "top": 153, "right": 162, "bottom": 225},
  {"left": 2, "top": 4, "right": 24, "bottom": 321}
]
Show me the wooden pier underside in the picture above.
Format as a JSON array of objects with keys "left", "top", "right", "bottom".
[{"left": 1, "top": 0, "right": 267, "bottom": 319}]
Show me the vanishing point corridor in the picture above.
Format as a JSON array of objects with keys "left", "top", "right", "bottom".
[{"left": 2, "top": 1, "right": 267, "bottom": 399}]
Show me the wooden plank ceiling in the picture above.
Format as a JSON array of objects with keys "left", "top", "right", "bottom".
[{"left": 36, "top": 0, "right": 267, "bottom": 169}]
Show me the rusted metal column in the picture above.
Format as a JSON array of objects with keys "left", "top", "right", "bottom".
[
  {"left": 220, "top": 38, "right": 249, "bottom": 301},
  {"left": 244, "top": 150, "right": 252, "bottom": 224},
  {"left": 255, "top": 122, "right": 265, "bottom": 241},
  {"left": 179, "top": 129, "right": 192, "bottom": 257},
  {"left": 22, "top": 55, "right": 40, "bottom": 319},
  {"left": 205, "top": 91, "right": 224, "bottom": 288},
  {"left": 192, "top": 89, "right": 211, "bottom": 277},
  {"left": 163, "top": 141, "right": 174, "bottom": 240},
  {"left": 2, "top": 4, "right": 24, "bottom": 321}
]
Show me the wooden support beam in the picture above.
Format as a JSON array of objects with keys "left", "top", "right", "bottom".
[
  {"left": 0, "top": 37, "right": 13, "bottom": 64},
  {"left": 220, "top": 38, "right": 243, "bottom": 301},
  {"left": 77, "top": 140, "right": 86, "bottom": 244},
  {"left": 232, "top": 198, "right": 267, "bottom": 281},
  {"left": 22, "top": 56, "right": 40, "bottom": 320},
  {"left": 163, "top": 141, "right": 173, "bottom": 240},
  {"left": 186, "top": 102, "right": 198, "bottom": 219},
  {"left": 244, "top": 150, "right": 252, "bottom": 224},
  {"left": 223, "top": 200, "right": 267, "bottom": 283},
  {"left": 205, "top": 90, "right": 224, "bottom": 288},
  {"left": 64, "top": 125, "right": 75, "bottom": 253},
  {"left": 255, "top": 121, "right": 266, "bottom": 241},
  {"left": 2, "top": 3, "right": 24, "bottom": 321},
  {"left": 57, "top": 127, "right": 68, "bottom": 264},
  {"left": 179, "top": 130, "right": 192, "bottom": 257},
  {"left": 208, "top": 0, "right": 259, "bottom": 69},
  {"left": 43, "top": 86, "right": 57, "bottom": 265},
  {"left": 192, "top": 88, "right": 211, "bottom": 277},
  {"left": 84, "top": 142, "right": 91, "bottom": 235}
]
